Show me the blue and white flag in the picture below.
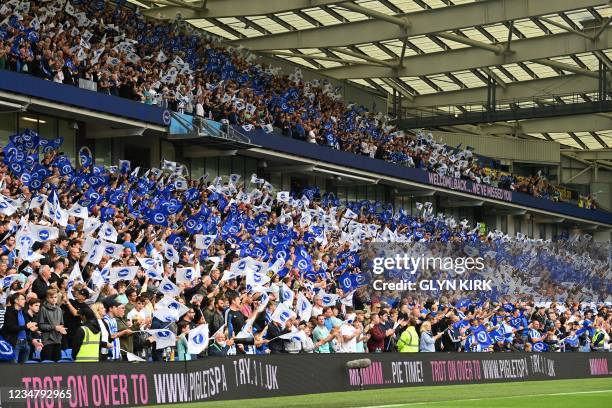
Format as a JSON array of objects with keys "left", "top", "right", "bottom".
[
  {"left": 320, "top": 293, "right": 339, "bottom": 306},
  {"left": 246, "top": 271, "right": 270, "bottom": 292},
  {"left": 66, "top": 263, "right": 83, "bottom": 300},
  {"left": 153, "top": 296, "right": 189, "bottom": 323},
  {"left": 119, "top": 160, "right": 131, "bottom": 174},
  {"left": 250, "top": 174, "right": 264, "bottom": 185},
  {"left": 137, "top": 257, "right": 159, "bottom": 270},
  {"left": 0, "top": 196, "right": 16, "bottom": 216},
  {"left": 228, "top": 174, "right": 241, "bottom": 185},
  {"left": 195, "top": 234, "right": 216, "bottom": 250},
  {"left": 229, "top": 257, "right": 253, "bottom": 276},
  {"left": 276, "top": 191, "right": 290, "bottom": 203},
  {"left": 164, "top": 244, "right": 179, "bottom": 264},
  {"left": 257, "top": 292, "right": 270, "bottom": 313},
  {"left": 158, "top": 277, "right": 181, "bottom": 297},
  {"left": 99, "top": 221, "right": 118, "bottom": 242},
  {"left": 101, "top": 241, "right": 124, "bottom": 259},
  {"left": 108, "top": 266, "right": 138, "bottom": 284},
  {"left": 28, "top": 195, "right": 47, "bottom": 210},
  {"left": 280, "top": 283, "right": 294, "bottom": 307},
  {"left": 68, "top": 203, "right": 89, "bottom": 219},
  {"left": 533, "top": 342, "right": 549, "bottom": 352},
  {"left": 1, "top": 274, "right": 20, "bottom": 289},
  {"left": 29, "top": 224, "right": 59, "bottom": 242},
  {"left": 474, "top": 330, "right": 493, "bottom": 349},
  {"left": 83, "top": 217, "right": 102, "bottom": 236},
  {"left": 176, "top": 266, "right": 199, "bottom": 284},
  {"left": 187, "top": 324, "right": 210, "bottom": 354},
  {"left": 146, "top": 329, "right": 176, "bottom": 349},
  {"left": 296, "top": 293, "right": 312, "bottom": 322},
  {"left": 278, "top": 329, "right": 307, "bottom": 342},
  {"left": 270, "top": 303, "right": 296, "bottom": 326}
]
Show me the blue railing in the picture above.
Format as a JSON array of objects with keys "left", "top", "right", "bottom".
[{"left": 0, "top": 70, "right": 168, "bottom": 126}]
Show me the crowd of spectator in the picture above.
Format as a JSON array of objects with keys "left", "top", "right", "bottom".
[
  {"left": 0, "top": 0, "right": 591, "bottom": 208},
  {"left": 0, "top": 126, "right": 609, "bottom": 363}
]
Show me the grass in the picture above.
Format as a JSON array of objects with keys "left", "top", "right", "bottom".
[{"left": 148, "top": 377, "right": 612, "bottom": 408}]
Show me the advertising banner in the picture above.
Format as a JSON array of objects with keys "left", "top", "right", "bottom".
[{"left": 0, "top": 353, "right": 609, "bottom": 407}]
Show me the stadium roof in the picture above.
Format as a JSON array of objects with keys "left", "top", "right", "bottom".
[{"left": 131, "top": 0, "right": 612, "bottom": 150}]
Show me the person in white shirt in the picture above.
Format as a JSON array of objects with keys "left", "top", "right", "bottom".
[
  {"left": 339, "top": 320, "right": 361, "bottom": 353},
  {"left": 126, "top": 296, "right": 151, "bottom": 329},
  {"left": 311, "top": 296, "right": 324, "bottom": 318}
]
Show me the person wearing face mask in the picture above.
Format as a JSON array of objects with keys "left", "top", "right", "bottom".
[{"left": 208, "top": 332, "right": 234, "bottom": 357}]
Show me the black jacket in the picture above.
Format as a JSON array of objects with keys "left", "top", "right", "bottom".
[
  {"left": 31, "top": 277, "right": 51, "bottom": 300},
  {"left": 0, "top": 306, "right": 30, "bottom": 346},
  {"left": 267, "top": 322, "right": 289, "bottom": 354}
]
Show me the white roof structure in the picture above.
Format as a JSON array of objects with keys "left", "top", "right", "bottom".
[{"left": 132, "top": 0, "right": 612, "bottom": 150}]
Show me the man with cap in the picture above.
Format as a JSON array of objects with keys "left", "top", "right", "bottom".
[{"left": 62, "top": 285, "right": 93, "bottom": 350}]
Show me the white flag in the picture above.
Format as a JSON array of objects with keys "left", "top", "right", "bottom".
[
  {"left": 83, "top": 217, "right": 101, "bottom": 236},
  {"left": 175, "top": 266, "right": 199, "bottom": 284},
  {"left": 137, "top": 257, "right": 159, "bottom": 270},
  {"left": 270, "top": 303, "right": 296, "bottom": 326},
  {"left": 187, "top": 324, "right": 210, "bottom": 355},
  {"left": 278, "top": 330, "right": 307, "bottom": 342},
  {"left": 99, "top": 221, "right": 118, "bottom": 242},
  {"left": 146, "top": 329, "right": 176, "bottom": 349},
  {"left": 158, "top": 277, "right": 181, "bottom": 298},
  {"left": 296, "top": 293, "right": 313, "bottom": 322},
  {"left": 195, "top": 234, "right": 216, "bottom": 250},
  {"left": 101, "top": 241, "right": 124, "bottom": 259},
  {"left": 320, "top": 292, "right": 339, "bottom": 306},
  {"left": 126, "top": 352, "right": 145, "bottom": 362},
  {"left": 108, "top": 266, "right": 138, "bottom": 284},
  {"left": 276, "top": 191, "right": 290, "bottom": 203},
  {"left": 153, "top": 296, "right": 189, "bottom": 323},
  {"left": 280, "top": 283, "right": 294, "bottom": 307},
  {"left": 68, "top": 203, "right": 89, "bottom": 219},
  {"left": 29, "top": 224, "right": 59, "bottom": 242},
  {"left": 229, "top": 257, "right": 253, "bottom": 276},
  {"left": 164, "top": 244, "right": 179, "bottom": 264}
]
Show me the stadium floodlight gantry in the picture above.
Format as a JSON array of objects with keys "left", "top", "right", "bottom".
[{"left": 133, "top": 0, "right": 612, "bottom": 150}]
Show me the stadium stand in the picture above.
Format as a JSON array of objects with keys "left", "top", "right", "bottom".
[{"left": 0, "top": 0, "right": 596, "bottom": 207}]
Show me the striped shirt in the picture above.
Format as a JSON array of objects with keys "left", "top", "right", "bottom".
[
  {"left": 529, "top": 328, "right": 541, "bottom": 343},
  {"left": 103, "top": 315, "right": 121, "bottom": 360}
]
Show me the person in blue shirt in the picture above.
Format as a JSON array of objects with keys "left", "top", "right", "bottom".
[
  {"left": 121, "top": 233, "right": 138, "bottom": 254},
  {"left": 54, "top": 236, "right": 69, "bottom": 258},
  {"left": 0, "top": 235, "right": 17, "bottom": 268}
]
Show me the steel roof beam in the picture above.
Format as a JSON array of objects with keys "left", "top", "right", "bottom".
[
  {"left": 339, "top": 2, "right": 410, "bottom": 29},
  {"left": 143, "top": 0, "right": 348, "bottom": 19},
  {"left": 436, "top": 32, "right": 505, "bottom": 54},
  {"left": 261, "top": 50, "right": 373, "bottom": 65},
  {"left": 329, "top": 47, "right": 398, "bottom": 68},
  {"left": 406, "top": 76, "right": 600, "bottom": 107},
  {"left": 230, "top": 0, "right": 607, "bottom": 50},
  {"left": 535, "top": 59, "right": 599, "bottom": 78},
  {"left": 320, "top": 28, "right": 612, "bottom": 79}
]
